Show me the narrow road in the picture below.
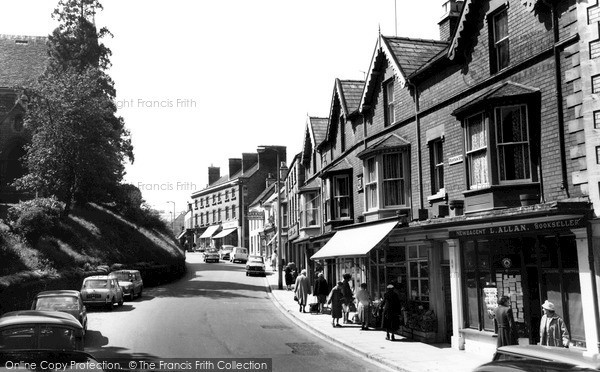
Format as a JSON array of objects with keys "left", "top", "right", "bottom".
[{"left": 84, "top": 253, "right": 387, "bottom": 372}]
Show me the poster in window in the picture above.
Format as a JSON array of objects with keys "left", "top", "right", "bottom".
[{"left": 483, "top": 284, "right": 498, "bottom": 319}]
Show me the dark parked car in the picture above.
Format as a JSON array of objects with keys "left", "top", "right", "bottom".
[
  {"left": 473, "top": 345, "right": 600, "bottom": 372},
  {"left": 31, "top": 290, "right": 87, "bottom": 335},
  {"left": 110, "top": 270, "right": 143, "bottom": 300}
]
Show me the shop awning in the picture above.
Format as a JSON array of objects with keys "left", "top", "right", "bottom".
[
  {"left": 310, "top": 221, "right": 398, "bottom": 260},
  {"left": 199, "top": 225, "right": 220, "bottom": 239},
  {"left": 213, "top": 227, "right": 237, "bottom": 239}
]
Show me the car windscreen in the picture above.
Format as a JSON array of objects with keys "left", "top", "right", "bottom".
[
  {"left": 35, "top": 297, "right": 79, "bottom": 311},
  {"left": 249, "top": 257, "right": 264, "bottom": 263},
  {"left": 82, "top": 280, "right": 107, "bottom": 289},
  {"left": 111, "top": 273, "right": 132, "bottom": 281}
]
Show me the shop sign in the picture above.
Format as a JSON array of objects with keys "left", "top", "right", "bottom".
[
  {"left": 450, "top": 217, "right": 585, "bottom": 238},
  {"left": 221, "top": 220, "right": 237, "bottom": 229},
  {"left": 288, "top": 223, "right": 299, "bottom": 240}
]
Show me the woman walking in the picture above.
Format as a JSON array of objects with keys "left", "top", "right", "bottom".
[
  {"left": 355, "top": 282, "right": 371, "bottom": 330},
  {"left": 494, "top": 295, "right": 516, "bottom": 348},
  {"left": 341, "top": 273, "right": 353, "bottom": 324},
  {"left": 380, "top": 284, "right": 401, "bottom": 340},
  {"left": 539, "top": 300, "right": 570, "bottom": 347},
  {"left": 314, "top": 272, "right": 329, "bottom": 313},
  {"left": 294, "top": 269, "right": 310, "bottom": 313},
  {"left": 284, "top": 264, "right": 294, "bottom": 290},
  {"left": 327, "top": 281, "right": 344, "bottom": 327}
]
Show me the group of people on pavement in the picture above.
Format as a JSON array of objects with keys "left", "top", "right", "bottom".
[
  {"left": 292, "top": 270, "right": 403, "bottom": 341},
  {"left": 493, "top": 296, "right": 570, "bottom": 348}
]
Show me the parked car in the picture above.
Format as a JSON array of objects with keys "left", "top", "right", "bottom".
[
  {"left": 245, "top": 255, "right": 266, "bottom": 276},
  {"left": 0, "top": 310, "right": 84, "bottom": 351},
  {"left": 219, "top": 245, "right": 234, "bottom": 261},
  {"left": 0, "top": 350, "right": 108, "bottom": 371},
  {"left": 230, "top": 247, "right": 249, "bottom": 263},
  {"left": 473, "top": 345, "right": 600, "bottom": 371},
  {"left": 204, "top": 248, "right": 220, "bottom": 263},
  {"left": 109, "top": 270, "right": 143, "bottom": 300},
  {"left": 30, "top": 290, "right": 87, "bottom": 335},
  {"left": 80, "top": 276, "right": 124, "bottom": 310}
]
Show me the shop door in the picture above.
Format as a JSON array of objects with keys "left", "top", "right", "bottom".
[
  {"left": 525, "top": 266, "right": 541, "bottom": 345},
  {"left": 442, "top": 265, "right": 452, "bottom": 343}
]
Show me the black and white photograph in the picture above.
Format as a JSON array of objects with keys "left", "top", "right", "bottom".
[{"left": 1, "top": 1, "right": 600, "bottom": 371}]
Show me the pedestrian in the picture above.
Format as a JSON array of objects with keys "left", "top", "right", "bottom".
[
  {"left": 294, "top": 269, "right": 311, "bottom": 313},
  {"left": 341, "top": 273, "right": 353, "bottom": 324},
  {"left": 494, "top": 295, "right": 516, "bottom": 348},
  {"left": 380, "top": 284, "right": 401, "bottom": 341},
  {"left": 327, "top": 281, "right": 344, "bottom": 327},
  {"left": 284, "top": 264, "right": 294, "bottom": 290},
  {"left": 314, "top": 272, "right": 329, "bottom": 313},
  {"left": 271, "top": 250, "right": 277, "bottom": 272},
  {"left": 355, "top": 282, "right": 371, "bottom": 330},
  {"left": 539, "top": 300, "right": 570, "bottom": 347}
]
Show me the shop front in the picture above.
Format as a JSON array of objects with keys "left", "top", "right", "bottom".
[{"left": 447, "top": 213, "right": 599, "bottom": 355}]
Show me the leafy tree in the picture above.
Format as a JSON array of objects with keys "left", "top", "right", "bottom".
[{"left": 15, "top": 0, "right": 133, "bottom": 215}]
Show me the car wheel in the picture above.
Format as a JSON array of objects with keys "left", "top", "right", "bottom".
[
  {"left": 106, "top": 300, "right": 113, "bottom": 311},
  {"left": 118, "top": 297, "right": 123, "bottom": 307}
]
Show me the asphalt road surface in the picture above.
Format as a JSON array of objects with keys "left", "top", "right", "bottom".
[{"left": 84, "top": 253, "right": 389, "bottom": 372}]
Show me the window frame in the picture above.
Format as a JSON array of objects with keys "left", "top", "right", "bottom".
[
  {"left": 381, "top": 152, "right": 408, "bottom": 207},
  {"left": 364, "top": 157, "right": 378, "bottom": 211},
  {"left": 495, "top": 105, "right": 532, "bottom": 184},
  {"left": 384, "top": 79, "right": 395, "bottom": 127},
  {"left": 465, "top": 112, "right": 490, "bottom": 190},
  {"left": 490, "top": 7, "right": 510, "bottom": 74},
  {"left": 302, "top": 191, "right": 320, "bottom": 228},
  {"left": 429, "top": 138, "right": 445, "bottom": 196}
]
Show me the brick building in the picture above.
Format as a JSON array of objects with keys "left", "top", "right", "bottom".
[
  {"left": 279, "top": 0, "right": 600, "bottom": 357},
  {"left": 188, "top": 146, "right": 285, "bottom": 251},
  {"left": 0, "top": 34, "right": 47, "bottom": 202}
]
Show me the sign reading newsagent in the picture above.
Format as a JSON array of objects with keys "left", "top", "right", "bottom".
[{"left": 449, "top": 217, "right": 585, "bottom": 238}]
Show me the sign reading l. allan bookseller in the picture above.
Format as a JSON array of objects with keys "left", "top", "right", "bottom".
[{"left": 449, "top": 217, "right": 585, "bottom": 238}]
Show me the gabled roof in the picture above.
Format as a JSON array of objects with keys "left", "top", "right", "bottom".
[
  {"left": 448, "top": 1, "right": 541, "bottom": 61},
  {"left": 357, "top": 133, "right": 410, "bottom": 159},
  {"left": 324, "top": 79, "right": 365, "bottom": 145},
  {"left": 321, "top": 157, "right": 353, "bottom": 177},
  {"left": 301, "top": 116, "right": 328, "bottom": 164},
  {"left": 359, "top": 35, "right": 448, "bottom": 112},
  {"left": 452, "top": 81, "right": 540, "bottom": 117},
  {"left": 0, "top": 34, "right": 48, "bottom": 88}
]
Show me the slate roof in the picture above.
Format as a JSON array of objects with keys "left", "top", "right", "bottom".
[
  {"left": 0, "top": 35, "right": 48, "bottom": 88},
  {"left": 339, "top": 79, "right": 365, "bottom": 115},
  {"left": 321, "top": 157, "right": 353, "bottom": 176},
  {"left": 382, "top": 36, "right": 449, "bottom": 77},
  {"left": 249, "top": 182, "right": 277, "bottom": 207},
  {"left": 357, "top": 133, "right": 410, "bottom": 159},
  {"left": 310, "top": 117, "right": 328, "bottom": 146},
  {"left": 452, "top": 81, "right": 540, "bottom": 117}
]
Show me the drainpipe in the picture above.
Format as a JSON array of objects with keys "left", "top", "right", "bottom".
[
  {"left": 546, "top": 0, "right": 570, "bottom": 197},
  {"left": 407, "top": 80, "right": 424, "bottom": 210}
]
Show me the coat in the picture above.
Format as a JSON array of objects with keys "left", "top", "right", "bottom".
[
  {"left": 494, "top": 304, "right": 516, "bottom": 347},
  {"left": 341, "top": 280, "right": 353, "bottom": 304},
  {"left": 314, "top": 276, "right": 329, "bottom": 297},
  {"left": 284, "top": 267, "right": 294, "bottom": 286},
  {"left": 294, "top": 274, "right": 310, "bottom": 306},
  {"left": 327, "top": 286, "right": 344, "bottom": 319},
  {"left": 380, "top": 289, "right": 401, "bottom": 331},
  {"left": 540, "top": 313, "right": 570, "bottom": 347}
]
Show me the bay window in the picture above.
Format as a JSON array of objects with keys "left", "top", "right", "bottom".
[
  {"left": 363, "top": 151, "right": 409, "bottom": 211},
  {"left": 324, "top": 174, "right": 351, "bottom": 220},
  {"left": 496, "top": 105, "right": 531, "bottom": 182},
  {"left": 466, "top": 113, "right": 489, "bottom": 190},
  {"left": 365, "top": 157, "right": 378, "bottom": 211},
  {"left": 382, "top": 153, "right": 406, "bottom": 207},
  {"left": 302, "top": 192, "right": 320, "bottom": 227}
]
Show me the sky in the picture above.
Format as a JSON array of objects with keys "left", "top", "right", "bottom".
[{"left": 1, "top": 0, "right": 441, "bottom": 219}]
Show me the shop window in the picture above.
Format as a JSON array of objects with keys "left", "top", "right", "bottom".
[
  {"left": 430, "top": 138, "right": 444, "bottom": 195},
  {"left": 490, "top": 7, "right": 509, "bottom": 74}
]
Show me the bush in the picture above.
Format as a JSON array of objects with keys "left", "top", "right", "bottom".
[{"left": 7, "top": 197, "right": 65, "bottom": 243}]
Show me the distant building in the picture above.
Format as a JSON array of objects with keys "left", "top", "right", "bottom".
[{"left": 188, "top": 146, "right": 286, "bottom": 250}]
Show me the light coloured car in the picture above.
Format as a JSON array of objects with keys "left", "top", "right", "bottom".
[
  {"left": 219, "top": 245, "right": 234, "bottom": 261},
  {"left": 30, "top": 290, "right": 87, "bottom": 335},
  {"left": 110, "top": 270, "right": 143, "bottom": 300},
  {"left": 0, "top": 310, "right": 84, "bottom": 351},
  {"left": 230, "top": 247, "right": 249, "bottom": 263},
  {"left": 204, "top": 248, "right": 219, "bottom": 263},
  {"left": 80, "top": 276, "right": 124, "bottom": 310},
  {"left": 245, "top": 255, "right": 266, "bottom": 276}
]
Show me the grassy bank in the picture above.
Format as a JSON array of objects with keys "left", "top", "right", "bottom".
[{"left": 0, "top": 202, "right": 185, "bottom": 313}]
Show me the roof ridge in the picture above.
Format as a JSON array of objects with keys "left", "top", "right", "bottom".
[
  {"left": 339, "top": 79, "right": 365, "bottom": 84},
  {"left": 0, "top": 34, "right": 48, "bottom": 41},
  {"left": 381, "top": 35, "right": 449, "bottom": 45}
]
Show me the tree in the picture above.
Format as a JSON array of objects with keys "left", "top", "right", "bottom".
[{"left": 15, "top": 0, "right": 133, "bottom": 215}]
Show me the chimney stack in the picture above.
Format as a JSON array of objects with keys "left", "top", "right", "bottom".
[
  {"left": 208, "top": 166, "right": 220, "bottom": 185},
  {"left": 228, "top": 158, "right": 242, "bottom": 178},
  {"left": 242, "top": 153, "right": 259, "bottom": 173},
  {"left": 438, "top": 0, "right": 464, "bottom": 41}
]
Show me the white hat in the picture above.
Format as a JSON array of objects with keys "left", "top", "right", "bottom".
[
  {"left": 542, "top": 300, "right": 555, "bottom": 311},
  {"left": 386, "top": 284, "right": 394, "bottom": 289}
]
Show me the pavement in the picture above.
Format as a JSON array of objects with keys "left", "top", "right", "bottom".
[{"left": 263, "top": 268, "right": 491, "bottom": 372}]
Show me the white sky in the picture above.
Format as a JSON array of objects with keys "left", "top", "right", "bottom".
[{"left": 1, "top": 0, "right": 441, "bottom": 217}]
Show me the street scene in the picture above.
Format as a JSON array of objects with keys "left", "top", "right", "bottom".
[{"left": 1, "top": 0, "right": 600, "bottom": 371}]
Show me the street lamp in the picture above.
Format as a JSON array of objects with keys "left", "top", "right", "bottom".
[
  {"left": 167, "top": 201, "right": 176, "bottom": 234},
  {"left": 257, "top": 146, "right": 284, "bottom": 290}
]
